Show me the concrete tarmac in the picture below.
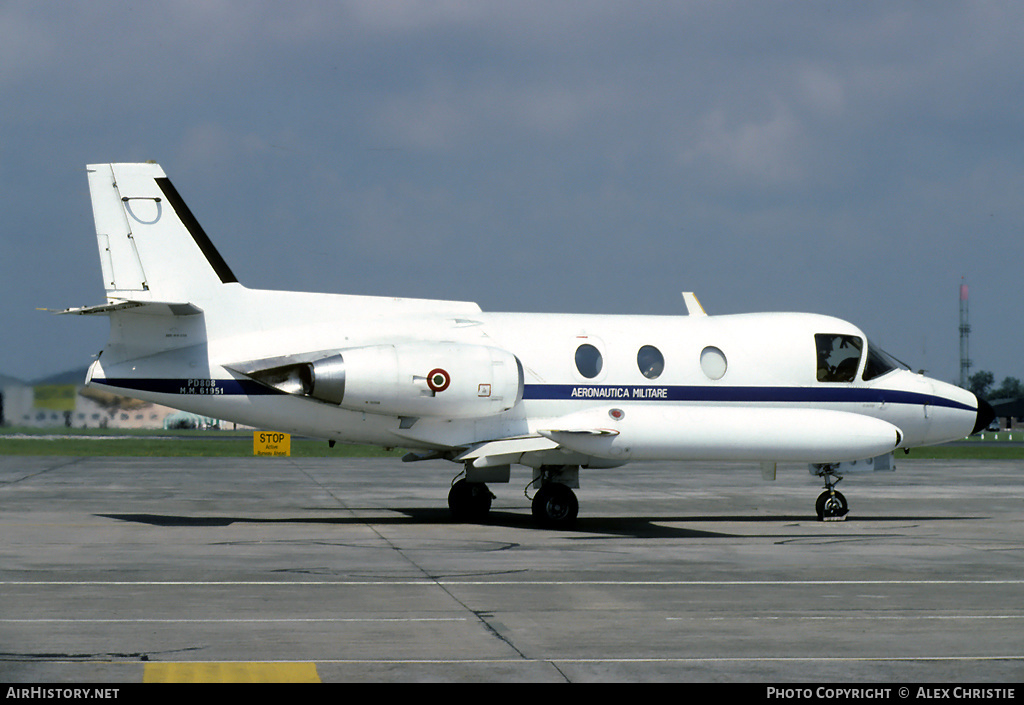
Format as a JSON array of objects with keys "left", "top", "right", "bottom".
[{"left": 1, "top": 455, "right": 1022, "bottom": 683}]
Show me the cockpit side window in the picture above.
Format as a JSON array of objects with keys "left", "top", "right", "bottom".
[
  {"left": 862, "top": 341, "right": 906, "bottom": 381},
  {"left": 815, "top": 334, "right": 863, "bottom": 383}
]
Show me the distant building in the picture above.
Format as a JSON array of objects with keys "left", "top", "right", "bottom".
[
  {"left": 162, "top": 410, "right": 222, "bottom": 430},
  {"left": 990, "top": 398, "right": 1024, "bottom": 430},
  {"left": 0, "top": 373, "right": 28, "bottom": 427},
  {"left": 0, "top": 369, "right": 186, "bottom": 429}
]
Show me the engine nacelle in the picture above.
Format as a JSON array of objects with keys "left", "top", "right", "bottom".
[{"left": 255, "top": 343, "right": 523, "bottom": 419}]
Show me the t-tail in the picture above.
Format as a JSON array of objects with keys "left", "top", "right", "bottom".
[
  {"left": 62, "top": 163, "right": 249, "bottom": 390},
  {"left": 86, "top": 162, "right": 238, "bottom": 305}
]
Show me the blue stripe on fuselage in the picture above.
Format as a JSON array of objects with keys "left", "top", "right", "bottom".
[
  {"left": 523, "top": 384, "right": 975, "bottom": 411},
  {"left": 96, "top": 378, "right": 281, "bottom": 396},
  {"left": 94, "top": 378, "right": 976, "bottom": 413}
]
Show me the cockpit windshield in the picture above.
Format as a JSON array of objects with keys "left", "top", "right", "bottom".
[
  {"left": 862, "top": 340, "right": 908, "bottom": 381},
  {"left": 816, "top": 334, "right": 908, "bottom": 383},
  {"left": 815, "top": 334, "right": 863, "bottom": 383}
]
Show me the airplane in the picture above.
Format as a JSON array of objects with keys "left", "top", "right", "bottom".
[{"left": 61, "top": 162, "right": 995, "bottom": 527}]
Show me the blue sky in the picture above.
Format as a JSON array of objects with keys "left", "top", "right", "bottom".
[{"left": 2, "top": 1, "right": 1021, "bottom": 385}]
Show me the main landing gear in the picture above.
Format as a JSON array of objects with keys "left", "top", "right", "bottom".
[
  {"left": 812, "top": 464, "right": 848, "bottom": 521},
  {"left": 447, "top": 478, "right": 493, "bottom": 522},
  {"left": 447, "top": 465, "right": 580, "bottom": 528},
  {"left": 531, "top": 482, "right": 579, "bottom": 528}
]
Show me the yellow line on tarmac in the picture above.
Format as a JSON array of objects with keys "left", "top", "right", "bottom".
[{"left": 143, "top": 662, "right": 320, "bottom": 683}]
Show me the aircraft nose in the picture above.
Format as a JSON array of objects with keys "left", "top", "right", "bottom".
[{"left": 972, "top": 398, "right": 996, "bottom": 435}]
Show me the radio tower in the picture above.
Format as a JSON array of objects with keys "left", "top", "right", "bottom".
[{"left": 959, "top": 279, "right": 971, "bottom": 388}]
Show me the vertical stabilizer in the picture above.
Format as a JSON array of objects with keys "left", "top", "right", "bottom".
[{"left": 86, "top": 163, "right": 238, "bottom": 304}]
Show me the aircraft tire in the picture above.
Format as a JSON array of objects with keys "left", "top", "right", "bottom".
[
  {"left": 448, "top": 479, "right": 492, "bottom": 522},
  {"left": 531, "top": 483, "right": 579, "bottom": 528},
  {"left": 815, "top": 489, "right": 848, "bottom": 521}
]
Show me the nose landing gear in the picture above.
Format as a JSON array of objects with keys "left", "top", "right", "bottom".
[{"left": 812, "top": 464, "right": 848, "bottom": 521}]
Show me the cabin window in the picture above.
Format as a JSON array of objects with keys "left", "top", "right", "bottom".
[
  {"left": 575, "top": 343, "right": 603, "bottom": 379},
  {"left": 637, "top": 345, "right": 665, "bottom": 379},
  {"left": 700, "top": 346, "right": 728, "bottom": 380},
  {"left": 815, "top": 334, "right": 863, "bottom": 383}
]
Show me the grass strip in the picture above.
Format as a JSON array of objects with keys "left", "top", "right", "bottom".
[
  {"left": 0, "top": 428, "right": 402, "bottom": 458},
  {"left": 1, "top": 428, "right": 1021, "bottom": 459}
]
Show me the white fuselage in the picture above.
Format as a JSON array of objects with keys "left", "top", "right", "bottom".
[
  {"left": 87, "top": 284, "right": 980, "bottom": 467},
  {"left": 71, "top": 162, "right": 993, "bottom": 523}
]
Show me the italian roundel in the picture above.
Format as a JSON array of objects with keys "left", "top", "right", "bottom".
[{"left": 427, "top": 368, "right": 451, "bottom": 392}]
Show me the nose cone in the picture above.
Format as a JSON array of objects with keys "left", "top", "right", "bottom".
[{"left": 972, "top": 398, "right": 996, "bottom": 435}]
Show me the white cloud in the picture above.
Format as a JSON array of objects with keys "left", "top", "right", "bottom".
[
  {"left": 683, "top": 102, "right": 807, "bottom": 186},
  {"left": 370, "top": 75, "right": 622, "bottom": 152}
]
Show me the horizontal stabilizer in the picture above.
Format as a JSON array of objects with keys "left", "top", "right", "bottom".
[{"left": 55, "top": 300, "right": 203, "bottom": 317}]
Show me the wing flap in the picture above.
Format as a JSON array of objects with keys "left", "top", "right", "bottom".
[{"left": 453, "top": 435, "right": 560, "bottom": 465}]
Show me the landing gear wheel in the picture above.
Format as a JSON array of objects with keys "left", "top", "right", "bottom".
[
  {"left": 448, "top": 479, "right": 493, "bottom": 522},
  {"left": 812, "top": 463, "right": 849, "bottom": 522},
  {"left": 816, "top": 489, "right": 848, "bottom": 521},
  {"left": 531, "top": 483, "right": 579, "bottom": 528}
]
